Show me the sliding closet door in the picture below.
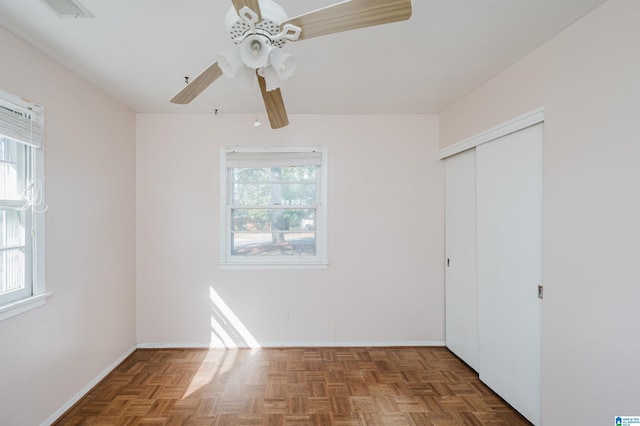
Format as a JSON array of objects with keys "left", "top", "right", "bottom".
[
  {"left": 445, "top": 149, "right": 478, "bottom": 371},
  {"left": 476, "top": 123, "right": 542, "bottom": 425}
]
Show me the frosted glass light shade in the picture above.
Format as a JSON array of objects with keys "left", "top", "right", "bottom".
[
  {"left": 217, "top": 48, "right": 243, "bottom": 78},
  {"left": 218, "top": 48, "right": 255, "bottom": 89},
  {"left": 258, "top": 66, "right": 282, "bottom": 91},
  {"left": 240, "top": 35, "right": 272, "bottom": 69},
  {"left": 233, "top": 64, "right": 256, "bottom": 90},
  {"left": 268, "top": 49, "right": 297, "bottom": 80}
]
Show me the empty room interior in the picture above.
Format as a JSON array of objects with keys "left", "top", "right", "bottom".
[{"left": 0, "top": 0, "right": 638, "bottom": 425}]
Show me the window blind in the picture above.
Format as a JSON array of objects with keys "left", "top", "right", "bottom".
[
  {"left": 0, "top": 98, "right": 43, "bottom": 148},
  {"left": 226, "top": 150, "right": 322, "bottom": 168}
]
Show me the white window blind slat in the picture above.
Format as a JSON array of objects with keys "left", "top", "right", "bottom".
[
  {"left": 226, "top": 151, "right": 321, "bottom": 168},
  {"left": 0, "top": 102, "right": 43, "bottom": 149}
]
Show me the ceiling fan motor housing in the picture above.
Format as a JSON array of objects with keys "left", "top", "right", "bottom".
[{"left": 225, "top": 0, "right": 290, "bottom": 49}]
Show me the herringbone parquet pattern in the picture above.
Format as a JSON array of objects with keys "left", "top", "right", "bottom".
[{"left": 54, "top": 347, "right": 531, "bottom": 425}]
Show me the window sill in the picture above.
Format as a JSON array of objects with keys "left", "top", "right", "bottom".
[
  {"left": 0, "top": 292, "right": 51, "bottom": 321},
  {"left": 219, "top": 262, "right": 328, "bottom": 271}
]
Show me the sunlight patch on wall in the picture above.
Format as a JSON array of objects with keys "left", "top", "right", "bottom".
[{"left": 210, "top": 286, "right": 260, "bottom": 348}]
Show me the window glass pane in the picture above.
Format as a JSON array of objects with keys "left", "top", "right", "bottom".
[
  {"left": 232, "top": 166, "right": 317, "bottom": 208},
  {"left": 0, "top": 208, "right": 25, "bottom": 248},
  {"left": 232, "top": 209, "right": 315, "bottom": 232},
  {"left": 232, "top": 232, "right": 316, "bottom": 256},
  {"left": 233, "top": 183, "right": 316, "bottom": 206},
  {"left": 233, "top": 166, "right": 315, "bottom": 183},
  {"left": 232, "top": 183, "right": 271, "bottom": 206},
  {"left": 0, "top": 137, "right": 26, "bottom": 200},
  {"left": 0, "top": 248, "right": 26, "bottom": 295},
  {"left": 230, "top": 166, "right": 316, "bottom": 206},
  {"left": 0, "top": 137, "right": 17, "bottom": 162},
  {"left": 232, "top": 167, "right": 271, "bottom": 183},
  {"left": 280, "top": 166, "right": 315, "bottom": 182},
  {"left": 281, "top": 184, "right": 316, "bottom": 206}
]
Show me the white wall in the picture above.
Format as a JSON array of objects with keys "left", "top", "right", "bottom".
[
  {"left": 439, "top": 0, "right": 640, "bottom": 423},
  {"left": 0, "top": 27, "right": 137, "bottom": 425},
  {"left": 136, "top": 114, "right": 444, "bottom": 347}
]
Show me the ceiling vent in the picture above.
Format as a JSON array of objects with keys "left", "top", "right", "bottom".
[{"left": 40, "top": 0, "right": 93, "bottom": 18}]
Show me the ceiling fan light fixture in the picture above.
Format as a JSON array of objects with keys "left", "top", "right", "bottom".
[
  {"left": 218, "top": 46, "right": 264, "bottom": 90},
  {"left": 217, "top": 48, "right": 243, "bottom": 78},
  {"left": 240, "top": 35, "right": 272, "bottom": 69},
  {"left": 219, "top": 1, "right": 298, "bottom": 94},
  {"left": 258, "top": 66, "right": 282, "bottom": 92},
  {"left": 232, "top": 64, "right": 256, "bottom": 90},
  {"left": 268, "top": 49, "right": 297, "bottom": 80}
]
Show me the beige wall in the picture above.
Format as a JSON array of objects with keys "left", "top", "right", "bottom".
[
  {"left": 440, "top": 0, "right": 640, "bottom": 423},
  {"left": 0, "top": 27, "right": 137, "bottom": 425},
  {"left": 136, "top": 114, "right": 444, "bottom": 347}
]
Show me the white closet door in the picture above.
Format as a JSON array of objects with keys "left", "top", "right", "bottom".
[
  {"left": 476, "top": 123, "right": 542, "bottom": 425},
  {"left": 445, "top": 149, "right": 478, "bottom": 371}
]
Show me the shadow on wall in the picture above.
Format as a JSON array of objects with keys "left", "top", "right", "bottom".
[{"left": 210, "top": 286, "right": 260, "bottom": 348}]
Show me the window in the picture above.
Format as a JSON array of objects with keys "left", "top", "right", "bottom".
[
  {"left": 220, "top": 147, "right": 327, "bottom": 269},
  {"left": 0, "top": 92, "right": 47, "bottom": 321}
]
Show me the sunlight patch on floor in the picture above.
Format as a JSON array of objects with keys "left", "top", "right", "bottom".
[{"left": 183, "top": 349, "right": 239, "bottom": 398}]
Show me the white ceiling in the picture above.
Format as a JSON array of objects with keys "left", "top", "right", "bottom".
[{"left": 0, "top": 0, "right": 606, "bottom": 115}]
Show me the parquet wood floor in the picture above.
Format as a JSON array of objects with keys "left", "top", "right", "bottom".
[{"left": 53, "top": 347, "right": 531, "bottom": 425}]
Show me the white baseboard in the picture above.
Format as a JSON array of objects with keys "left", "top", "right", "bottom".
[
  {"left": 137, "top": 342, "right": 214, "bottom": 349},
  {"left": 41, "top": 345, "right": 137, "bottom": 426},
  {"left": 137, "top": 341, "right": 446, "bottom": 349}
]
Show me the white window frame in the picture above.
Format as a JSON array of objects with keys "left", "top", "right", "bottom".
[
  {"left": 219, "top": 147, "right": 328, "bottom": 270},
  {"left": 0, "top": 90, "right": 48, "bottom": 321}
]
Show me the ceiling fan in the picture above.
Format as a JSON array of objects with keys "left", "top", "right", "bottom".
[{"left": 170, "top": 0, "right": 412, "bottom": 129}]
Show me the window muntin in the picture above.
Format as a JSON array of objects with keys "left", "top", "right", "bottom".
[{"left": 221, "top": 148, "right": 327, "bottom": 267}]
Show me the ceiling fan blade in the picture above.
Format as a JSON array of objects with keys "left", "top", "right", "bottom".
[
  {"left": 231, "top": 0, "right": 262, "bottom": 22},
  {"left": 283, "top": 0, "right": 412, "bottom": 41},
  {"left": 170, "top": 62, "right": 223, "bottom": 104},
  {"left": 257, "top": 74, "right": 289, "bottom": 129}
]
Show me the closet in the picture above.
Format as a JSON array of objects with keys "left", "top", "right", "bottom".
[{"left": 443, "top": 114, "right": 543, "bottom": 425}]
